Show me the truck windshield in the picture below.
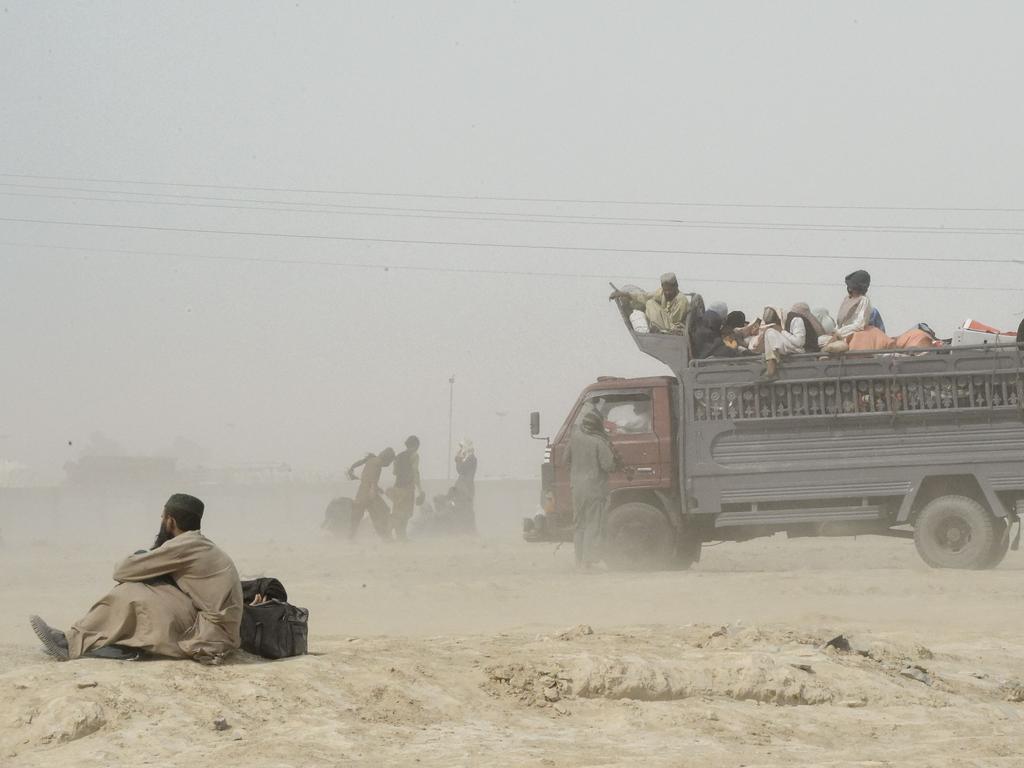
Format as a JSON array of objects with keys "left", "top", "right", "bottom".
[{"left": 585, "top": 392, "right": 653, "bottom": 435}]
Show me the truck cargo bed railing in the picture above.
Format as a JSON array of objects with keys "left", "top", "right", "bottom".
[{"left": 691, "top": 362, "right": 1024, "bottom": 423}]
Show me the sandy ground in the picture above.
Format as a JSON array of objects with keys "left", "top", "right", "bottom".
[{"left": 2, "top": 529, "right": 1024, "bottom": 767}]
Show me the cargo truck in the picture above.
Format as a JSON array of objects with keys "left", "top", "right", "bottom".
[{"left": 526, "top": 296, "right": 1024, "bottom": 570}]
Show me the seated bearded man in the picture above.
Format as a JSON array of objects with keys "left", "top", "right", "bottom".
[{"left": 30, "top": 493, "right": 243, "bottom": 665}]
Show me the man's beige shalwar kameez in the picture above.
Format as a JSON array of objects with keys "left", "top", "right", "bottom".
[
  {"left": 625, "top": 287, "right": 690, "bottom": 333},
  {"left": 66, "top": 531, "right": 243, "bottom": 662}
]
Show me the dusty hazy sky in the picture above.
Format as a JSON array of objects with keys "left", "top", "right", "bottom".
[{"left": 2, "top": 1, "right": 1023, "bottom": 480}]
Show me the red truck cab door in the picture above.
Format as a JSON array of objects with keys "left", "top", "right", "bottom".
[
  {"left": 552, "top": 385, "right": 672, "bottom": 524},
  {"left": 602, "top": 388, "right": 671, "bottom": 491}
]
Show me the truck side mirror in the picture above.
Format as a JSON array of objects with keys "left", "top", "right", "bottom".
[{"left": 529, "top": 411, "right": 541, "bottom": 437}]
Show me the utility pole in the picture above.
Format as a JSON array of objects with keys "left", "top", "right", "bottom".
[{"left": 447, "top": 375, "right": 455, "bottom": 481}]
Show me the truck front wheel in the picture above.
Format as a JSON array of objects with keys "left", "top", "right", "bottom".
[
  {"left": 604, "top": 502, "right": 675, "bottom": 571},
  {"left": 913, "top": 495, "right": 998, "bottom": 569},
  {"left": 672, "top": 533, "right": 702, "bottom": 571}
]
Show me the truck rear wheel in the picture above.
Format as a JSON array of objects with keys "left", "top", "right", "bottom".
[
  {"left": 604, "top": 502, "right": 675, "bottom": 571},
  {"left": 913, "top": 495, "right": 998, "bottom": 569}
]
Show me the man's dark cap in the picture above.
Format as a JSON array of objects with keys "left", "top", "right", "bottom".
[
  {"left": 725, "top": 310, "right": 747, "bottom": 329},
  {"left": 165, "top": 493, "right": 204, "bottom": 518},
  {"left": 845, "top": 270, "right": 871, "bottom": 294}
]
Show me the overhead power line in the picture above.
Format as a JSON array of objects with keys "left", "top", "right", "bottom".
[
  {"left": 0, "top": 216, "right": 1021, "bottom": 265},
  {"left": 7, "top": 188, "right": 1024, "bottom": 236},
  {"left": 2, "top": 171, "right": 1024, "bottom": 214},
  {"left": 1, "top": 240, "right": 1019, "bottom": 292}
]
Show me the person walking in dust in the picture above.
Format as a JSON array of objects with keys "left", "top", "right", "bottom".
[
  {"left": 389, "top": 436, "right": 424, "bottom": 541},
  {"left": 452, "top": 438, "right": 477, "bottom": 533},
  {"left": 29, "top": 494, "right": 243, "bottom": 664},
  {"left": 565, "top": 411, "right": 621, "bottom": 570},
  {"left": 347, "top": 448, "right": 396, "bottom": 540}
]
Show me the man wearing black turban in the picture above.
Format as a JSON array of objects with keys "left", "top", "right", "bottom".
[
  {"left": 827, "top": 270, "right": 875, "bottom": 346},
  {"left": 845, "top": 270, "right": 871, "bottom": 296},
  {"left": 30, "top": 493, "right": 243, "bottom": 664}
]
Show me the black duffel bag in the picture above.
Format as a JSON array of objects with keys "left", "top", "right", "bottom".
[
  {"left": 242, "top": 577, "right": 288, "bottom": 604},
  {"left": 240, "top": 578, "right": 308, "bottom": 659}
]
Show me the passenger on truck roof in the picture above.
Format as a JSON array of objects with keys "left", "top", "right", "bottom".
[
  {"left": 721, "top": 310, "right": 749, "bottom": 352},
  {"left": 821, "top": 269, "right": 874, "bottom": 354},
  {"left": 758, "top": 303, "right": 826, "bottom": 380},
  {"left": 724, "top": 310, "right": 746, "bottom": 330},
  {"left": 723, "top": 310, "right": 765, "bottom": 352},
  {"left": 609, "top": 273, "right": 689, "bottom": 334},
  {"left": 791, "top": 303, "right": 828, "bottom": 349},
  {"left": 707, "top": 300, "right": 728, "bottom": 318},
  {"left": 694, "top": 310, "right": 749, "bottom": 359},
  {"left": 813, "top": 307, "right": 836, "bottom": 335}
]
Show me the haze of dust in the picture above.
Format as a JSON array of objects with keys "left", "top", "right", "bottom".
[{"left": 1, "top": 482, "right": 1023, "bottom": 767}]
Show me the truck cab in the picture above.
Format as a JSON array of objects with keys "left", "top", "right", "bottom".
[{"left": 529, "top": 376, "right": 677, "bottom": 543}]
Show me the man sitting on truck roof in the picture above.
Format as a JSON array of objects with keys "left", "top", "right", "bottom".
[
  {"left": 822, "top": 270, "right": 874, "bottom": 354},
  {"left": 609, "top": 273, "right": 689, "bottom": 334},
  {"left": 759, "top": 303, "right": 825, "bottom": 380}
]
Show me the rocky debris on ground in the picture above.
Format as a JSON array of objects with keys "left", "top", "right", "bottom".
[
  {"left": 75, "top": 681, "right": 98, "bottom": 689},
  {"left": 555, "top": 624, "right": 594, "bottom": 640},
  {"left": 32, "top": 696, "right": 106, "bottom": 744},
  {"left": 823, "top": 633, "right": 935, "bottom": 669},
  {"left": 698, "top": 626, "right": 730, "bottom": 648},
  {"left": 825, "top": 635, "right": 851, "bottom": 653},
  {"left": 355, "top": 683, "right": 436, "bottom": 725},
  {"left": 486, "top": 663, "right": 572, "bottom": 707},
  {"left": 570, "top": 653, "right": 835, "bottom": 705},
  {"left": 1003, "top": 681, "right": 1024, "bottom": 703},
  {"left": 482, "top": 625, "right": 969, "bottom": 712},
  {"left": 489, "top": 651, "right": 839, "bottom": 707},
  {"left": 212, "top": 716, "right": 230, "bottom": 731},
  {"left": 899, "top": 665, "right": 932, "bottom": 686}
]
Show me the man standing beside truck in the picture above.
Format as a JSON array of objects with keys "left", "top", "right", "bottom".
[
  {"left": 565, "top": 411, "right": 621, "bottom": 570},
  {"left": 609, "top": 273, "right": 689, "bottom": 333}
]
